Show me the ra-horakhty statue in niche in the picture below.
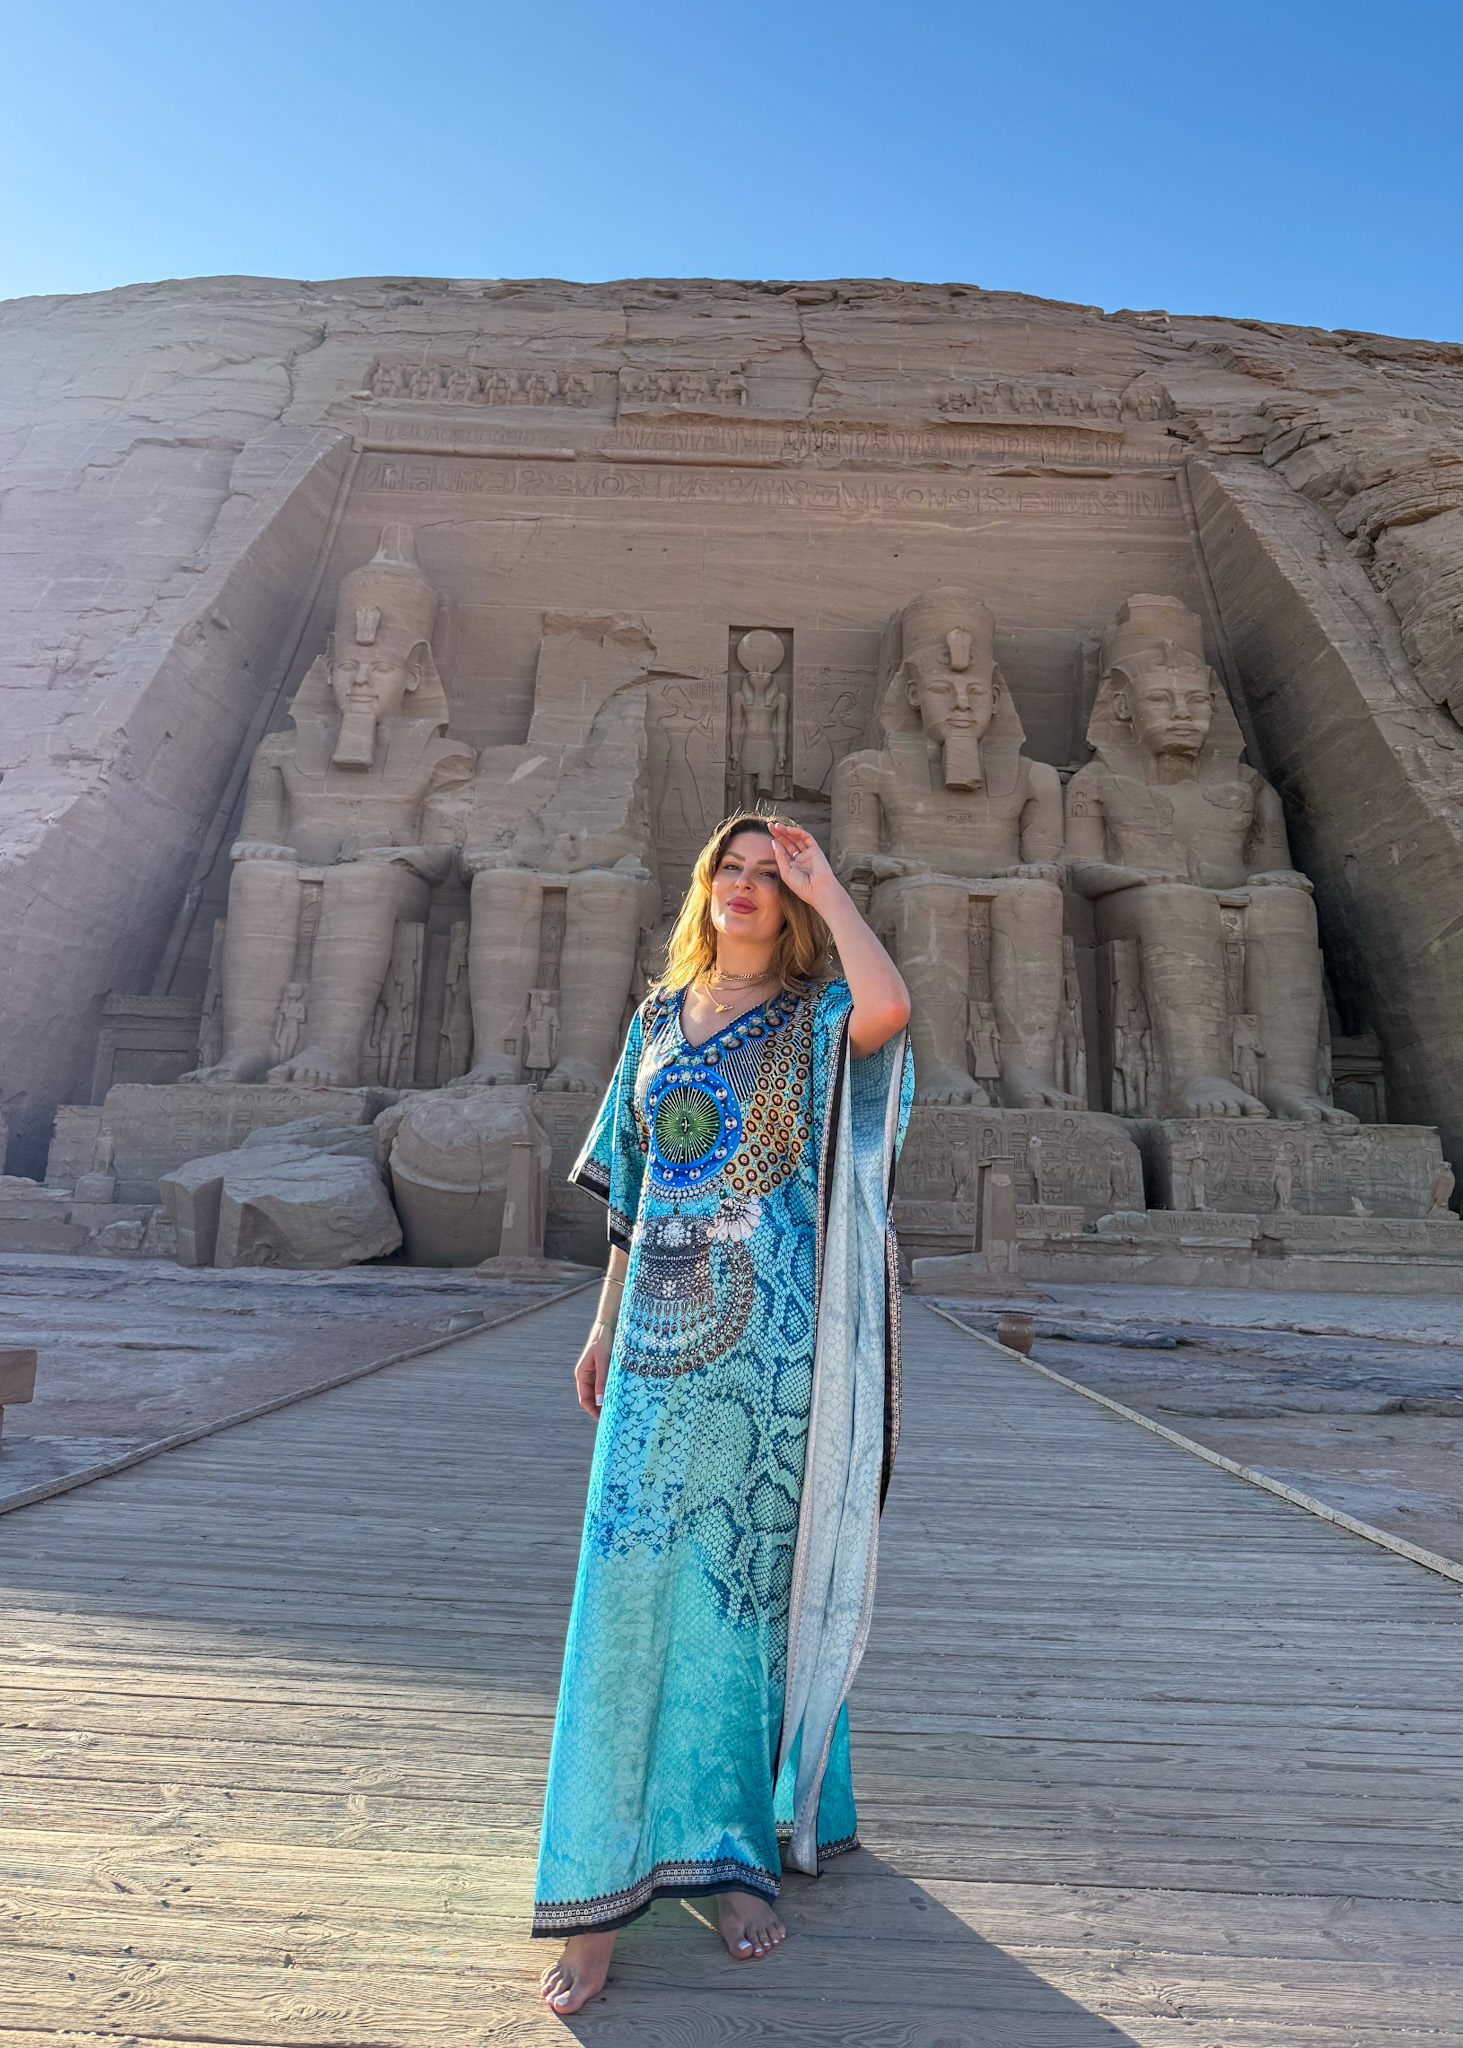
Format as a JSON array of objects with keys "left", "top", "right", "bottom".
[
  {"left": 831, "top": 586, "right": 1078, "bottom": 1108},
  {"left": 182, "top": 526, "right": 473, "bottom": 1088},
  {"left": 1065, "top": 594, "right": 1354, "bottom": 1123}
]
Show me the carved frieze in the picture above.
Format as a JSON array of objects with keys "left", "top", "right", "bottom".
[
  {"left": 367, "top": 358, "right": 599, "bottom": 406},
  {"left": 939, "top": 374, "right": 1173, "bottom": 422},
  {"left": 618, "top": 366, "right": 748, "bottom": 410}
]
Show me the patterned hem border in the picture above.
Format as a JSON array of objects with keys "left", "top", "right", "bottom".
[
  {"left": 818, "top": 1831, "right": 860, "bottom": 1860},
  {"left": 774, "top": 1824, "right": 860, "bottom": 1863},
  {"left": 532, "top": 1855, "right": 780, "bottom": 1938}
]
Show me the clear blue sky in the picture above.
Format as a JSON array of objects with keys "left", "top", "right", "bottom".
[{"left": 3, "top": 0, "right": 1459, "bottom": 339}]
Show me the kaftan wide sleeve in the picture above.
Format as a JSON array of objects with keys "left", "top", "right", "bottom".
[{"left": 567, "top": 1004, "right": 648, "bottom": 1253}]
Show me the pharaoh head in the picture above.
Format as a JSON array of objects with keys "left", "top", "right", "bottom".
[
  {"left": 325, "top": 526, "right": 443, "bottom": 766},
  {"left": 1101, "top": 595, "right": 1215, "bottom": 765},
  {"left": 896, "top": 587, "right": 1001, "bottom": 789}
]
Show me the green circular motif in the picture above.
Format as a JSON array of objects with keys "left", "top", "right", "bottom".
[{"left": 654, "top": 1084, "right": 721, "bottom": 1164}]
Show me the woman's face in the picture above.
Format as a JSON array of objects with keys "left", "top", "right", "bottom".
[{"left": 709, "top": 831, "right": 786, "bottom": 949}]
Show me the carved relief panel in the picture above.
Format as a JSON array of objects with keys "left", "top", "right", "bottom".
[
  {"left": 726, "top": 628, "right": 792, "bottom": 812},
  {"left": 647, "top": 672, "right": 726, "bottom": 908}
]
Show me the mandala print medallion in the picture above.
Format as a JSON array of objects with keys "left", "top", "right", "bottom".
[{"left": 646, "top": 1062, "right": 743, "bottom": 1191}]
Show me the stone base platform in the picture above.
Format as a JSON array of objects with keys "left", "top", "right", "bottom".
[
  {"left": 47, "top": 1083, "right": 398, "bottom": 1206},
  {"left": 38, "top": 1081, "right": 608, "bottom": 1270},
  {"left": 1136, "top": 1117, "right": 1446, "bottom": 1218}
]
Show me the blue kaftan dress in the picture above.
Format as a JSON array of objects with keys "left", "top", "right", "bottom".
[{"left": 532, "top": 976, "right": 912, "bottom": 1937}]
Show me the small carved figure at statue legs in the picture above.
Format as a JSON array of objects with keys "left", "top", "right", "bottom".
[
  {"left": 546, "top": 869, "right": 648, "bottom": 1093},
  {"left": 465, "top": 868, "right": 544, "bottom": 1084},
  {"left": 181, "top": 857, "right": 302, "bottom": 1083},
  {"left": 1244, "top": 879, "right": 1358, "bottom": 1124},
  {"left": 273, "top": 859, "right": 430, "bottom": 1088}
]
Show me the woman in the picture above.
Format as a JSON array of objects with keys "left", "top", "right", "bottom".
[{"left": 535, "top": 814, "right": 913, "bottom": 2014}]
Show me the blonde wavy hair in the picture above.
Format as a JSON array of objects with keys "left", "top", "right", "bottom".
[{"left": 655, "top": 812, "right": 831, "bottom": 995}]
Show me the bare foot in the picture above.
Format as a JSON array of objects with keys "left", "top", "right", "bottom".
[
  {"left": 267, "top": 1045, "right": 354, "bottom": 1088},
  {"left": 539, "top": 1929, "right": 616, "bottom": 2014},
  {"left": 1003, "top": 1066, "right": 1083, "bottom": 1110},
  {"left": 179, "top": 1051, "right": 272, "bottom": 1085},
  {"left": 542, "top": 1057, "right": 605, "bottom": 1094},
  {"left": 913, "top": 1062, "right": 991, "bottom": 1107},
  {"left": 717, "top": 1888, "right": 786, "bottom": 1960},
  {"left": 462, "top": 1056, "right": 521, "bottom": 1086},
  {"left": 1177, "top": 1074, "right": 1268, "bottom": 1118},
  {"left": 1264, "top": 1082, "right": 1359, "bottom": 1125}
]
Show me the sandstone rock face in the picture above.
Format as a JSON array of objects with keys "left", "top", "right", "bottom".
[{"left": 7, "top": 273, "right": 1463, "bottom": 1263}]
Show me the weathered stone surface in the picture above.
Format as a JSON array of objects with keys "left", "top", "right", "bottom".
[
  {"left": 158, "top": 1117, "right": 399, "bottom": 1270},
  {"left": 67, "top": 1081, "right": 389, "bottom": 1204},
  {"left": 1141, "top": 1117, "right": 1444, "bottom": 1218},
  {"left": 377, "top": 1085, "right": 551, "bottom": 1267},
  {"left": 9, "top": 274, "right": 1463, "bottom": 1284}
]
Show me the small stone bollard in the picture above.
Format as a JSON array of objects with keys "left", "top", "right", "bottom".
[
  {"left": 0, "top": 1348, "right": 38, "bottom": 1444},
  {"left": 995, "top": 1312, "right": 1035, "bottom": 1356}
]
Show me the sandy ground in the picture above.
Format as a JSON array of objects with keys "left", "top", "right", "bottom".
[
  {"left": 0, "top": 1253, "right": 589, "bottom": 1509},
  {"left": 929, "top": 1282, "right": 1463, "bottom": 1567}
]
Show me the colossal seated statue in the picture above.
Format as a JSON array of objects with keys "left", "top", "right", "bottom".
[
  {"left": 460, "top": 612, "right": 658, "bottom": 1095},
  {"left": 832, "top": 587, "right": 1078, "bottom": 1108},
  {"left": 182, "top": 526, "right": 473, "bottom": 1089},
  {"left": 1065, "top": 594, "right": 1353, "bottom": 1124}
]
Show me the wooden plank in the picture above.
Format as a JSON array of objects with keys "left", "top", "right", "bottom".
[{"left": 1, "top": 1291, "right": 1462, "bottom": 2041}]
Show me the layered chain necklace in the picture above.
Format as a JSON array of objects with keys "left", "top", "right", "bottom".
[{"left": 698, "top": 964, "right": 778, "bottom": 1014}]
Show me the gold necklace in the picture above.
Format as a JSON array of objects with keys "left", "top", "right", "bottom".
[{"left": 700, "top": 969, "right": 777, "bottom": 1014}]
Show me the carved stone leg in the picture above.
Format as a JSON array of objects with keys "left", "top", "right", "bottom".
[
  {"left": 466, "top": 868, "right": 543, "bottom": 1084},
  {"left": 1102, "top": 883, "right": 1265, "bottom": 1118},
  {"left": 276, "top": 861, "right": 428, "bottom": 1089},
  {"left": 1246, "top": 883, "right": 1357, "bottom": 1123},
  {"left": 547, "top": 870, "right": 646, "bottom": 1093},
  {"left": 988, "top": 878, "right": 1078, "bottom": 1108},
  {"left": 876, "top": 876, "right": 986, "bottom": 1106},
  {"left": 181, "top": 859, "right": 301, "bottom": 1084}
]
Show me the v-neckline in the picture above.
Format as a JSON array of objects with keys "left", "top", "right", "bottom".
[{"left": 674, "top": 986, "right": 795, "bottom": 1054}]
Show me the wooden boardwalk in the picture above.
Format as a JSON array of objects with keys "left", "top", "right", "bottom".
[{"left": 1, "top": 1292, "right": 1461, "bottom": 2046}]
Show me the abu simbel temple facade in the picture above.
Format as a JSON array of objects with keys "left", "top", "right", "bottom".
[{"left": 6, "top": 272, "right": 1463, "bottom": 1291}]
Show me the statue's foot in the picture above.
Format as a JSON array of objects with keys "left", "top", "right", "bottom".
[
  {"left": 1003, "top": 1069, "right": 1083, "bottom": 1110},
  {"left": 717, "top": 1888, "right": 786, "bottom": 1961},
  {"left": 1264, "top": 1084, "right": 1359, "bottom": 1126},
  {"left": 179, "top": 1052, "right": 271, "bottom": 1085},
  {"left": 543, "top": 1058, "right": 604, "bottom": 1094},
  {"left": 539, "top": 1930, "right": 615, "bottom": 2014},
  {"left": 461, "top": 1057, "right": 523, "bottom": 1086},
  {"left": 913, "top": 1064, "right": 991, "bottom": 1107},
  {"left": 267, "top": 1046, "right": 356, "bottom": 1089},
  {"left": 1178, "top": 1076, "right": 1269, "bottom": 1119}
]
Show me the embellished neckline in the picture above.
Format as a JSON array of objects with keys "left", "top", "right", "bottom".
[{"left": 667, "top": 985, "right": 800, "bottom": 1062}]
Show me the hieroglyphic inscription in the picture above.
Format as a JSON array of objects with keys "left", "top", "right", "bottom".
[
  {"left": 896, "top": 1107, "right": 1143, "bottom": 1212},
  {"left": 1145, "top": 1119, "right": 1444, "bottom": 1218},
  {"left": 648, "top": 674, "right": 725, "bottom": 904},
  {"left": 356, "top": 455, "right": 1182, "bottom": 520},
  {"left": 606, "top": 417, "right": 1167, "bottom": 468},
  {"left": 794, "top": 670, "right": 872, "bottom": 797}
]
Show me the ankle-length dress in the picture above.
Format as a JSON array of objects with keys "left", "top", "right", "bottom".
[{"left": 532, "top": 976, "right": 912, "bottom": 1937}]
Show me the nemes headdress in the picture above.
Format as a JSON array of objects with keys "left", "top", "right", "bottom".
[
  {"left": 1086, "top": 593, "right": 1244, "bottom": 779},
  {"left": 291, "top": 525, "right": 451, "bottom": 760},
  {"left": 876, "top": 585, "right": 1027, "bottom": 795}
]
